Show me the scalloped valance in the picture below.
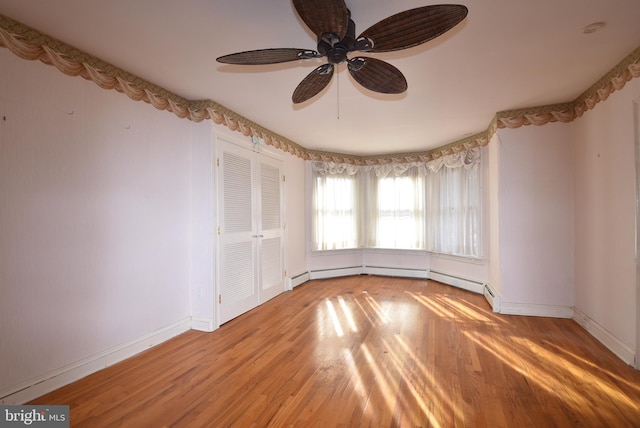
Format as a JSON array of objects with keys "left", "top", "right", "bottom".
[
  {"left": 312, "top": 147, "right": 480, "bottom": 178},
  {"left": 1, "top": 14, "right": 639, "bottom": 165}
]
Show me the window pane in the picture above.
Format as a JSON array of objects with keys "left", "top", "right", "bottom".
[
  {"left": 426, "top": 165, "right": 481, "bottom": 257},
  {"left": 312, "top": 174, "right": 358, "bottom": 251},
  {"left": 373, "top": 175, "right": 425, "bottom": 250}
]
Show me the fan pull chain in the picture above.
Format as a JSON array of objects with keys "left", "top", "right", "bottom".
[{"left": 336, "top": 67, "right": 340, "bottom": 120}]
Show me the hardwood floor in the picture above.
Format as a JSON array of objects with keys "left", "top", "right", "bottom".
[{"left": 31, "top": 276, "right": 640, "bottom": 427}]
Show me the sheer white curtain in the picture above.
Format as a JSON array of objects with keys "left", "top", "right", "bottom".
[
  {"left": 311, "top": 149, "right": 481, "bottom": 255},
  {"left": 311, "top": 162, "right": 360, "bottom": 251},
  {"left": 425, "top": 148, "right": 481, "bottom": 257},
  {"left": 364, "top": 164, "right": 427, "bottom": 249}
]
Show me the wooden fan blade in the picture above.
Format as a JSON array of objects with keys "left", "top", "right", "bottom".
[
  {"left": 358, "top": 5, "right": 468, "bottom": 53},
  {"left": 347, "top": 57, "right": 407, "bottom": 94},
  {"left": 292, "top": 64, "right": 334, "bottom": 104},
  {"left": 292, "top": 0, "right": 349, "bottom": 42},
  {"left": 216, "top": 48, "right": 316, "bottom": 65}
]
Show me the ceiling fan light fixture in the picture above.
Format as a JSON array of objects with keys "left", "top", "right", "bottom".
[
  {"left": 347, "top": 57, "right": 366, "bottom": 72},
  {"left": 298, "top": 50, "right": 321, "bottom": 59},
  {"left": 317, "top": 64, "right": 334, "bottom": 75},
  {"left": 355, "top": 37, "right": 374, "bottom": 52},
  {"left": 321, "top": 32, "right": 341, "bottom": 46}
]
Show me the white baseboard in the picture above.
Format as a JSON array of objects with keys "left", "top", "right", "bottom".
[
  {"left": 191, "top": 316, "right": 215, "bottom": 332},
  {"left": 481, "top": 286, "right": 574, "bottom": 319},
  {"left": 480, "top": 290, "right": 634, "bottom": 366},
  {"left": 481, "top": 286, "right": 574, "bottom": 320},
  {"left": 573, "top": 308, "right": 635, "bottom": 366},
  {"left": 0, "top": 318, "right": 192, "bottom": 405},
  {"left": 364, "top": 266, "right": 429, "bottom": 279},
  {"left": 498, "top": 302, "right": 574, "bottom": 318}
]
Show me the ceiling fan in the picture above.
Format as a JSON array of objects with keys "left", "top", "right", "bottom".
[{"left": 216, "top": 1, "right": 468, "bottom": 104}]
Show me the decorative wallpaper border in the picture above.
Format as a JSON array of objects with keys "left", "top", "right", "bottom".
[
  {"left": 0, "top": 14, "right": 308, "bottom": 159},
  {"left": 1, "top": 14, "right": 639, "bottom": 165}
]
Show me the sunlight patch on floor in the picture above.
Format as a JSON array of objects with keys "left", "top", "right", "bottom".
[
  {"left": 406, "top": 291, "right": 456, "bottom": 318},
  {"left": 394, "top": 334, "right": 463, "bottom": 424},
  {"left": 464, "top": 331, "right": 611, "bottom": 419},
  {"left": 383, "top": 336, "right": 445, "bottom": 427},
  {"left": 338, "top": 296, "right": 359, "bottom": 333},
  {"left": 342, "top": 348, "right": 372, "bottom": 420},
  {"left": 361, "top": 343, "right": 399, "bottom": 423},
  {"left": 325, "top": 299, "right": 344, "bottom": 337},
  {"left": 436, "top": 295, "right": 494, "bottom": 323},
  {"left": 513, "top": 336, "right": 639, "bottom": 414},
  {"left": 546, "top": 341, "right": 640, "bottom": 394},
  {"left": 363, "top": 292, "right": 391, "bottom": 324}
]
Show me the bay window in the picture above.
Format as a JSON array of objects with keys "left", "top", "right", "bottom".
[{"left": 310, "top": 148, "right": 482, "bottom": 257}]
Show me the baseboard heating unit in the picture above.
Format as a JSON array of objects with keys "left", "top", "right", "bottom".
[
  {"left": 309, "top": 265, "right": 429, "bottom": 280},
  {"left": 483, "top": 283, "right": 501, "bottom": 312},
  {"left": 428, "top": 270, "right": 486, "bottom": 295},
  {"left": 309, "top": 266, "right": 363, "bottom": 280},
  {"left": 287, "top": 271, "right": 310, "bottom": 289},
  {"left": 363, "top": 266, "right": 429, "bottom": 279}
]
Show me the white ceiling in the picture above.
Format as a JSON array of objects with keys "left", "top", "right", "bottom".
[{"left": 1, "top": 0, "right": 640, "bottom": 156}]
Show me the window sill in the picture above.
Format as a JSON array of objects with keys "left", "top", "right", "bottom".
[
  {"left": 311, "top": 247, "right": 429, "bottom": 256},
  {"left": 429, "top": 251, "right": 485, "bottom": 264},
  {"left": 310, "top": 248, "right": 361, "bottom": 256},
  {"left": 363, "top": 247, "right": 429, "bottom": 256}
]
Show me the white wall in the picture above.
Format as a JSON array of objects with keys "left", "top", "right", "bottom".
[
  {"left": 283, "top": 151, "right": 308, "bottom": 279},
  {"left": 488, "top": 133, "right": 503, "bottom": 297},
  {"left": 189, "top": 119, "right": 215, "bottom": 327},
  {"left": 495, "top": 122, "right": 575, "bottom": 315},
  {"left": 0, "top": 49, "right": 208, "bottom": 398},
  {"left": 573, "top": 77, "right": 640, "bottom": 357}
]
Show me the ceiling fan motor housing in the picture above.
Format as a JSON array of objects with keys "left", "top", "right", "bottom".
[
  {"left": 326, "top": 45, "right": 348, "bottom": 64},
  {"left": 319, "top": 16, "right": 358, "bottom": 65}
]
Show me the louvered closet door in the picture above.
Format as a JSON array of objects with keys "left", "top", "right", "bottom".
[
  {"left": 217, "top": 140, "right": 284, "bottom": 325},
  {"left": 258, "top": 156, "right": 284, "bottom": 303},
  {"left": 218, "top": 142, "right": 259, "bottom": 324}
]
